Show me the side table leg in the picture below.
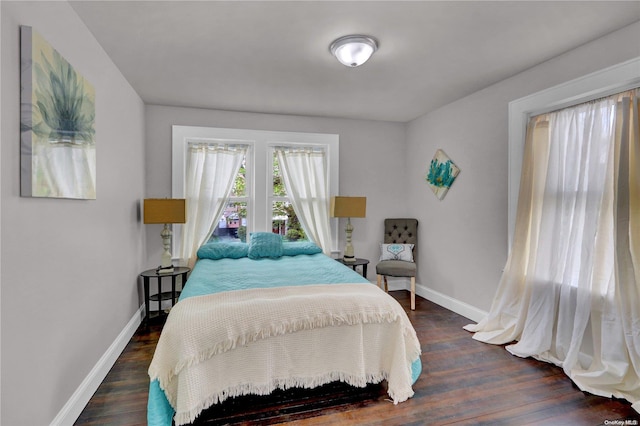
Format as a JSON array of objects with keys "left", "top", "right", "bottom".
[
  {"left": 157, "top": 276, "right": 162, "bottom": 317},
  {"left": 171, "top": 275, "right": 177, "bottom": 307},
  {"left": 143, "top": 276, "right": 150, "bottom": 327}
]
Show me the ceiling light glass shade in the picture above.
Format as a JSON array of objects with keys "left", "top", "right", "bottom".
[{"left": 330, "top": 35, "right": 378, "bottom": 67}]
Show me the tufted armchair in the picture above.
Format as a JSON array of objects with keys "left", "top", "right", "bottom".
[{"left": 376, "top": 218, "right": 418, "bottom": 310}]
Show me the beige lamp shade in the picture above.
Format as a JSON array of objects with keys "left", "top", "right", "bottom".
[
  {"left": 143, "top": 199, "right": 186, "bottom": 224},
  {"left": 330, "top": 196, "right": 366, "bottom": 218}
]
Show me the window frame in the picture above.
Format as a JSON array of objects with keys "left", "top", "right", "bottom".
[{"left": 172, "top": 125, "right": 340, "bottom": 256}]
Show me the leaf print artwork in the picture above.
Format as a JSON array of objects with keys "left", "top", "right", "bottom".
[{"left": 20, "top": 26, "right": 96, "bottom": 199}]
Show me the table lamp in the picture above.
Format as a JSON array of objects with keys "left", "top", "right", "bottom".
[
  {"left": 144, "top": 198, "right": 186, "bottom": 273},
  {"left": 330, "top": 196, "right": 366, "bottom": 263}
]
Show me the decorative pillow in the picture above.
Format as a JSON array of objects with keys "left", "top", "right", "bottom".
[
  {"left": 379, "top": 243, "right": 414, "bottom": 262},
  {"left": 197, "top": 242, "right": 249, "bottom": 260},
  {"left": 282, "top": 241, "right": 323, "bottom": 256},
  {"left": 248, "top": 232, "right": 283, "bottom": 259}
]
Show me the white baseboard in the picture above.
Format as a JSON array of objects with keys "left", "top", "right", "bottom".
[
  {"left": 50, "top": 305, "right": 144, "bottom": 426},
  {"left": 375, "top": 278, "right": 487, "bottom": 323},
  {"left": 415, "top": 284, "right": 487, "bottom": 323}
]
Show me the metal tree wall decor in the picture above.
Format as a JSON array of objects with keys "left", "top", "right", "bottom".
[{"left": 426, "top": 149, "right": 460, "bottom": 200}]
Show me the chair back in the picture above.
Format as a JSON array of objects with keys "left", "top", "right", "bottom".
[
  {"left": 383, "top": 218, "right": 418, "bottom": 244},
  {"left": 383, "top": 218, "right": 418, "bottom": 260}
]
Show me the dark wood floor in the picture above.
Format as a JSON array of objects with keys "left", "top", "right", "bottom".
[{"left": 76, "top": 291, "right": 640, "bottom": 425}]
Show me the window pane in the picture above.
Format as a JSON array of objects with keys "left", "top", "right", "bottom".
[
  {"left": 272, "top": 201, "right": 307, "bottom": 241},
  {"left": 210, "top": 201, "right": 247, "bottom": 242},
  {"left": 231, "top": 156, "right": 247, "bottom": 197},
  {"left": 273, "top": 153, "right": 286, "bottom": 196}
]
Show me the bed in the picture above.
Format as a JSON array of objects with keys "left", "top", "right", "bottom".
[{"left": 147, "top": 234, "right": 422, "bottom": 425}]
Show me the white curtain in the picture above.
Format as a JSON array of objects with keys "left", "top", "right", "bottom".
[
  {"left": 276, "top": 147, "right": 332, "bottom": 254},
  {"left": 465, "top": 89, "right": 640, "bottom": 410},
  {"left": 179, "top": 143, "right": 246, "bottom": 268}
]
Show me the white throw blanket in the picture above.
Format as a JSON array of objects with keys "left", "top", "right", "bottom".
[{"left": 148, "top": 283, "right": 421, "bottom": 425}]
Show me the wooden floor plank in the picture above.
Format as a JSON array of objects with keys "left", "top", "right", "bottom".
[{"left": 75, "top": 291, "right": 640, "bottom": 425}]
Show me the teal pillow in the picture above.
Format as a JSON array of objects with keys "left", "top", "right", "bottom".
[
  {"left": 197, "top": 242, "right": 249, "bottom": 260},
  {"left": 248, "top": 232, "right": 283, "bottom": 259},
  {"left": 282, "top": 241, "right": 322, "bottom": 256}
]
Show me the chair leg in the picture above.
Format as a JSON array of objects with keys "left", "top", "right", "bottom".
[
  {"left": 377, "top": 274, "right": 382, "bottom": 290},
  {"left": 410, "top": 276, "right": 416, "bottom": 310},
  {"left": 384, "top": 276, "right": 388, "bottom": 292}
]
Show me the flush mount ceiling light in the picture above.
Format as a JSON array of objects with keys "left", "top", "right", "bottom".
[{"left": 329, "top": 35, "right": 378, "bottom": 67}]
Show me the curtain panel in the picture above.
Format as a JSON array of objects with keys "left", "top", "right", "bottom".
[
  {"left": 179, "top": 143, "right": 246, "bottom": 268},
  {"left": 275, "top": 147, "right": 332, "bottom": 254},
  {"left": 465, "top": 89, "right": 640, "bottom": 410}
]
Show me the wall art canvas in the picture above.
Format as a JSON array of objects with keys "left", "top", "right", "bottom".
[
  {"left": 426, "top": 149, "right": 459, "bottom": 200},
  {"left": 20, "top": 26, "right": 96, "bottom": 199}
]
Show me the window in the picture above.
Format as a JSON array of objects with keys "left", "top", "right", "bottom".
[
  {"left": 508, "top": 57, "right": 640, "bottom": 251},
  {"left": 209, "top": 153, "right": 249, "bottom": 242},
  {"left": 270, "top": 151, "right": 307, "bottom": 241},
  {"left": 172, "top": 126, "right": 339, "bottom": 254},
  {"left": 473, "top": 88, "right": 640, "bottom": 407}
]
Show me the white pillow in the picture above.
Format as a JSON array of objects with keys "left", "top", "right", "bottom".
[{"left": 380, "top": 243, "right": 414, "bottom": 262}]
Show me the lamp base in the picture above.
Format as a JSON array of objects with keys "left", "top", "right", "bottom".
[
  {"left": 343, "top": 218, "right": 356, "bottom": 263},
  {"left": 156, "top": 265, "right": 175, "bottom": 274},
  {"left": 160, "top": 224, "right": 174, "bottom": 269}
]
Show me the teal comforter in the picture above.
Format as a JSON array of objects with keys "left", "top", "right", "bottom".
[{"left": 148, "top": 253, "right": 421, "bottom": 425}]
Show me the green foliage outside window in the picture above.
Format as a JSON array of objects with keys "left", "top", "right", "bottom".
[{"left": 273, "top": 155, "right": 306, "bottom": 241}]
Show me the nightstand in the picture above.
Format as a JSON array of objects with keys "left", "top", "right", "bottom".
[
  {"left": 140, "top": 266, "right": 190, "bottom": 324},
  {"left": 335, "top": 258, "right": 369, "bottom": 277}
]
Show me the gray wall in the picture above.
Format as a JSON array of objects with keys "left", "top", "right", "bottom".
[
  {"left": 1, "top": 2, "right": 146, "bottom": 425},
  {"left": 406, "top": 21, "right": 640, "bottom": 312},
  {"left": 145, "top": 106, "right": 407, "bottom": 275},
  {"left": 0, "top": 2, "right": 637, "bottom": 424}
]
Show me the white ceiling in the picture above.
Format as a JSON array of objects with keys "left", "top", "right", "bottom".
[{"left": 69, "top": 1, "right": 640, "bottom": 123}]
